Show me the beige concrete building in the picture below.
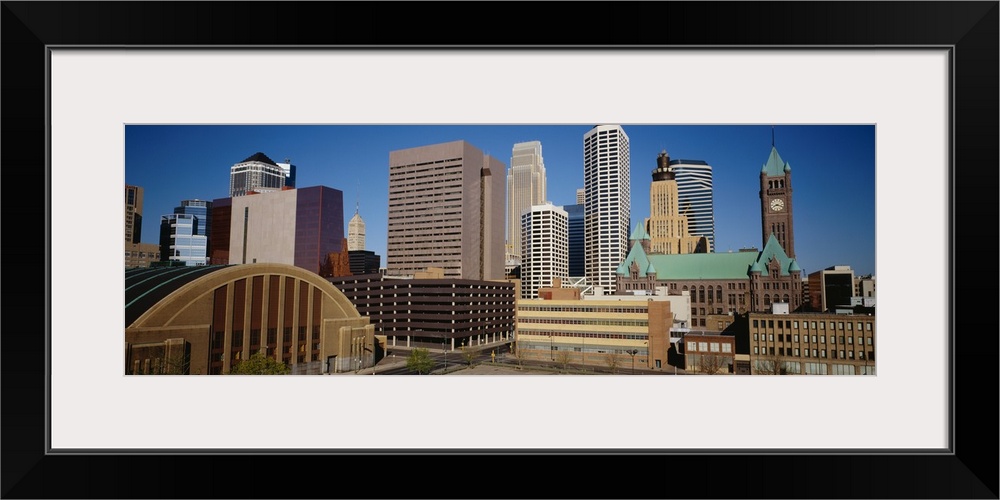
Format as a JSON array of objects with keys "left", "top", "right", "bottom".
[
  {"left": 347, "top": 205, "right": 366, "bottom": 251},
  {"left": 125, "top": 263, "right": 374, "bottom": 375},
  {"left": 506, "top": 141, "right": 547, "bottom": 268},
  {"left": 226, "top": 186, "right": 344, "bottom": 275},
  {"left": 516, "top": 294, "right": 677, "bottom": 372},
  {"left": 387, "top": 140, "right": 505, "bottom": 281},
  {"left": 647, "top": 151, "right": 708, "bottom": 254}
]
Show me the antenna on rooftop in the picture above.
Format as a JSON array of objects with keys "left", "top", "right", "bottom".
[{"left": 771, "top": 126, "right": 775, "bottom": 148}]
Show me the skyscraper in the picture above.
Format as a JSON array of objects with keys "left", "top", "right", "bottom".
[
  {"left": 276, "top": 158, "right": 297, "bottom": 190},
  {"left": 387, "top": 140, "right": 505, "bottom": 280},
  {"left": 125, "top": 184, "right": 143, "bottom": 244},
  {"left": 670, "top": 158, "right": 715, "bottom": 253},
  {"left": 576, "top": 187, "right": 585, "bottom": 205},
  {"left": 648, "top": 151, "right": 707, "bottom": 254},
  {"left": 159, "top": 199, "right": 212, "bottom": 266},
  {"left": 347, "top": 204, "right": 366, "bottom": 251},
  {"left": 227, "top": 186, "right": 344, "bottom": 274},
  {"left": 125, "top": 184, "right": 161, "bottom": 268},
  {"left": 229, "top": 152, "right": 289, "bottom": 197},
  {"left": 564, "top": 202, "right": 585, "bottom": 277},
  {"left": 520, "top": 203, "right": 568, "bottom": 299},
  {"left": 583, "top": 125, "right": 630, "bottom": 295},
  {"left": 506, "top": 141, "right": 546, "bottom": 267}
]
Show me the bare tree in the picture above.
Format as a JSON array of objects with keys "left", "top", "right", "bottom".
[
  {"left": 697, "top": 354, "right": 728, "bottom": 375},
  {"left": 753, "top": 355, "right": 794, "bottom": 375},
  {"left": 604, "top": 353, "right": 620, "bottom": 374},
  {"left": 556, "top": 350, "right": 572, "bottom": 371},
  {"left": 510, "top": 342, "right": 526, "bottom": 370}
]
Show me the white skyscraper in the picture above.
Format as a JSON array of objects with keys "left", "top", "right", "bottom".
[
  {"left": 347, "top": 204, "right": 366, "bottom": 251},
  {"left": 670, "top": 159, "right": 715, "bottom": 252},
  {"left": 521, "top": 203, "right": 568, "bottom": 299},
  {"left": 583, "top": 125, "right": 630, "bottom": 295},
  {"left": 506, "top": 141, "right": 546, "bottom": 267}
]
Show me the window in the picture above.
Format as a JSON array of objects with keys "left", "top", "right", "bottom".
[
  {"left": 847, "top": 322, "right": 853, "bottom": 331},
  {"left": 753, "top": 320, "right": 759, "bottom": 328},
  {"left": 867, "top": 337, "right": 873, "bottom": 345},
  {"left": 849, "top": 351, "right": 855, "bottom": 359},
  {"left": 793, "top": 334, "right": 799, "bottom": 342},
  {"left": 778, "top": 334, "right": 784, "bottom": 342},
  {"left": 710, "top": 343, "right": 720, "bottom": 352},
  {"left": 793, "top": 321, "right": 799, "bottom": 328},
  {"left": 811, "top": 335, "right": 817, "bottom": 343},
  {"left": 768, "top": 334, "right": 774, "bottom": 341},
  {"left": 820, "top": 335, "right": 826, "bottom": 343},
  {"left": 687, "top": 341, "right": 696, "bottom": 352},
  {"left": 848, "top": 336, "right": 853, "bottom": 344},
  {"left": 753, "top": 333, "right": 758, "bottom": 341},
  {"left": 793, "top": 348, "right": 800, "bottom": 356},
  {"left": 812, "top": 349, "right": 818, "bottom": 357},
  {"left": 821, "top": 349, "right": 826, "bottom": 358},
  {"left": 699, "top": 342, "right": 709, "bottom": 352},
  {"left": 857, "top": 337, "right": 862, "bottom": 345},
  {"left": 866, "top": 323, "right": 872, "bottom": 330},
  {"left": 811, "top": 321, "right": 817, "bottom": 329},
  {"left": 754, "top": 347, "right": 759, "bottom": 354},
  {"left": 839, "top": 350, "right": 846, "bottom": 359},
  {"left": 722, "top": 344, "right": 732, "bottom": 353},
  {"left": 820, "top": 322, "right": 825, "bottom": 330}
]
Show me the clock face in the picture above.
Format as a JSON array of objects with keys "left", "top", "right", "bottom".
[{"left": 770, "top": 198, "right": 785, "bottom": 212}]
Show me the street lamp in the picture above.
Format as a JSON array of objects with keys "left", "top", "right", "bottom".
[{"left": 626, "top": 349, "right": 639, "bottom": 375}]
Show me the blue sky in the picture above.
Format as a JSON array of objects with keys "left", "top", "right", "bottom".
[{"left": 125, "top": 124, "right": 875, "bottom": 277}]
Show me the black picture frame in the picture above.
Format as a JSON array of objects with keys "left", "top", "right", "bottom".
[{"left": 3, "top": 2, "right": 997, "bottom": 498}]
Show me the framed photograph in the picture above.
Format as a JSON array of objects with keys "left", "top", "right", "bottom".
[{"left": 4, "top": 2, "right": 996, "bottom": 498}]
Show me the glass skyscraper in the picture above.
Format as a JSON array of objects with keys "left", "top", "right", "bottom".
[
  {"left": 669, "top": 159, "right": 715, "bottom": 253},
  {"left": 159, "top": 199, "right": 211, "bottom": 266},
  {"left": 564, "top": 203, "right": 585, "bottom": 277}
]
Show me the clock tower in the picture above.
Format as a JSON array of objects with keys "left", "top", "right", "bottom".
[{"left": 759, "top": 145, "right": 795, "bottom": 258}]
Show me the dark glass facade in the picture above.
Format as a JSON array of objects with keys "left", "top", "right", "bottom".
[
  {"left": 565, "top": 203, "right": 585, "bottom": 277},
  {"left": 294, "top": 186, "right": 344, "bottom": 275}
]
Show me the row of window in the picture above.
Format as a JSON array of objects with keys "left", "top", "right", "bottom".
[
  {"left": 686, "top": 341, "right": 733, "bottom": 353},
  {"left": 754, "top": 346, "right": 875, "bottom": 360},
  {"left": 753, "top": 319, "right": 874, "bottom": 331},
  {"left": 754, "top": 333, "right": 874, "bottom": 345}
]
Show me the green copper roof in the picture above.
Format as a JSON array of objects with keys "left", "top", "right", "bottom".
[
  {"left": 616, "top": 233, "right": 800, "bottom": 281},
  {"left": 762, "top": 146, "right": 790, "bottom": 176},
  {"left": 755, "top": 234, "right": 797, "bottom": 276},
  {"left": 629, "top": 222, "right": 651, "bottom": 241}
]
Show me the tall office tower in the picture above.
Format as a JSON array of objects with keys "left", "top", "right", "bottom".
[
  {"left": 125, "top": 184, "right": 144, "bottom": 244},
  {"left": 583, "top": 125, "right": 630, "bottom": 295},
  {"left": 670, "top": 158, "right": 716, "bottom": 253},
  {"left": 576, "top": 188, "right": 585, "bottom": 205},
  {"left": 520, "top": 203, "right": 568, "bottom": 299},
  {"left": 347, "top": 203, "right": 366, "bottom": 251},
  {"left": 229, "top": 186, "right": 344, "bottom": 274},
  {"left": 648, "top": 151, "right": 707, "bottom": 254},
  {"left": 229, "top": 152, "right": 288, "bottom": 197},
  {"left": 564, "top": 202, "right": 585, "bottom": 277},
  {"left": 759, "top": 145, "right": 795, "bottom": 258},
  {"left": 505, "top": 141, "right": 547, "bottom": 267},
  {"left": 276, "top": 158, "right": 297, "bottom": 189},
  {"left": 387, "top": 140, "right": 505, "bottom": 280},
  {"left": 159, "top": 199, "right": 212, "bottom": 266}
]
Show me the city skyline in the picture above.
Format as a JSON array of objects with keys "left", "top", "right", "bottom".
[{"left": 125, "top": 124, "right": 876, "bottom": 277}]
